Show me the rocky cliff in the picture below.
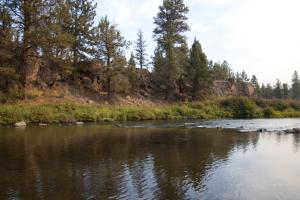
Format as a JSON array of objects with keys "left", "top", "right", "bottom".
[{"left": 213, "top": 79, "right": 255, "bottom": 97}]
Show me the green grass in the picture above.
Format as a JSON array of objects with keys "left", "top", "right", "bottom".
[{"left": 0, "top": 97, "right": 300, "bottom": 125}]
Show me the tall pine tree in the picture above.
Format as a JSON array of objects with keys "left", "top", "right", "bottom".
[
  {"left": 95, "top": 16, "right": 127, "bottom": 98},
  {"left": 134, "top": 29, "right": 147, "bottom": 70},
  {"left": 153, "top": 0, "right": 189, "bottom": 100},
  {"left": 95, "top": 16, "right": 127, "bottom": 66},
  {"left": 187, "top": 39, "right": 211, "bottom": 99},
  {"left": 128, "top": 52, "right": 136, "bottom": 67},
  {"left": 43, "top": 0, "right": 74, "bottom": 65},
  {"left": 251, "top": 75, "right": 260, "bottom": 96},
  {"left": 282, "top": 83, "right": 289, "bottom": 99},
  {"left": 292, "top": 71, "right": 300, "bottom": 99},
  {"left": 66, "top": 0, "right": 96, "bottom": 67},
  {"left": 6, "top": 0, "right": 53, "bottom": 87},
  {"left": 0, "top": 1, "right": 14, "bottom": 67},
  {"left": 274, "top": 79, "right": 282, "bottom": 99}
]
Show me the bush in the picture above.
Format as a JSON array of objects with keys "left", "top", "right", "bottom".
[
  {"left": 189, "top": 102, "right": 205, "bottom": 110},
  {"left": 268, "top": 100, "right": 289, "bottom": 111},
  {"left": 220, "top": 97, "right": 257, "bottom": 118},
  {"left": 138, "top": 109, "right": 156, "bottom": 120},
  {"left": 254, "top": 98, "right": 268, "bottom": 108},
  {"left": 263, "top": 107, "right": 276, "bottom": 118},
  {"left": 290, "top": 101, "right": 300, "bottom": 111},
  {"left": 26, "top": 89, "right": 43, "bottom": 100}
]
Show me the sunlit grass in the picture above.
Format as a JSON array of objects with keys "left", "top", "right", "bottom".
[{"left": 0, "top": 97, "right": 299, "bottom": 124}]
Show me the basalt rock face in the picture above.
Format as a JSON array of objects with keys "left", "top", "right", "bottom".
[{"left": 213, "top": 79, "right": 255, "bottom": 97}]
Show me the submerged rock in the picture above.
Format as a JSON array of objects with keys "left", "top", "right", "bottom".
[
  {"left": 257, "top": 128, "right": 267, "bottom": 133},
  {"left": 293, "top": 128, "right": 300, "bottom": 134},
  {"left": 284, "top": 128, "right": 300, "bottom": 134},
  {"left": 15, "top": 121, "right": 26, "bottom": 128}
]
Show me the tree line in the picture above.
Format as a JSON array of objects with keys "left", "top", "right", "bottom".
[
  {"left": 0, "top": 0, "right": 299, "bottom": 101},
  {"left": 250, "top": 71, "right": 300, "bottom": 99}
]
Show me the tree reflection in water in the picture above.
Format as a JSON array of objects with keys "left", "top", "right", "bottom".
[{"left": 0, "top": 124, "right": 299, "bottom": 200}]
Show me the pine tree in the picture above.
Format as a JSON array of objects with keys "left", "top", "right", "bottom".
[
  {"left": 265, "top": 84, "right": 273, "bottom": 99},
  {"left": 211, "top": 61, "right": 233, "bottom": 80},
  {"left": 274, "top": 79, "right": 282, "bottom": 99},
  {"left": 187, "top": 39, "right": 211, "bottom": 99},
  {"left": 282, "top": 83, "right": 289, "bottom": 99},
  {"left": 260, "top": 83, "right": 266, "bottom": 98},
  {"left": 95, "top": 16, "right": 127, "bottom": 98},
  {"left": 251, "top": 75, "right": 260, "bottom": 96},
  {"left": 153, "top": 47, "right": 167, "bottom": 90},
  {"left": 292, "top": 71, "right": 300, "bottom": 99},
  {"left": 66, "top": 0, "right": 97, "bottom": 67},
  {"left": 37, "top": 0, "right": 74, "bottom": 69},
  {"left": 0, "top": 1, "right": 14, "bottom": 67},
  {"left": 95, "top": 16, "right": 127, "bottom": 66},
  {"left": 127, "top": 52, "right": 138, "bottom": 92},
  {"left": 153, "top": 0, "right": 190, "bottom": 99},
  {"left": 128, "top": 52, "right": 136, "bottom": 67},
  {"left": 176, "top": 41, "right": 189, "bottom": 94},
  {"left": 134, "top": 29, "right": 147, "bottom": 69},
  {"left": 241, "top": 70, "right": 249, "bottom": 82},
  {"left": 251, "top": 75, "right": 259, "bottom": 87},
  {"left": 236, "top": 72, "right": 242, "bottom": 82},
  {"left": 5, "top": 0, "right": 53, "bottom": 86}
]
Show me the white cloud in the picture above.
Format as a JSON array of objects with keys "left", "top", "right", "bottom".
[
  {"left": 96, "top": 0, "right": 300, "bottom": 84},
  {"left": 96, "top": 0, "right": 160, "bottom": 58}
]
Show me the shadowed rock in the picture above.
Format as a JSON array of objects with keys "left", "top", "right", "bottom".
[{"left": 284, "top": 128, "right": 300, "bottom": 134}]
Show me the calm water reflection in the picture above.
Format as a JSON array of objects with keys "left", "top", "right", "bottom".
[{"left": 0, "top": 124, "right": 300, "bottom": 200}]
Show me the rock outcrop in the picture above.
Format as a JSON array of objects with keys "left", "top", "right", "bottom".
[{"left": 213, "top": 79, "right": 255, "bottom": 97}]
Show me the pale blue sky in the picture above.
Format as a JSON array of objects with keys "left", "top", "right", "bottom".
[{"left": 96, "top": 0, "right": 300, "bottom": 84}]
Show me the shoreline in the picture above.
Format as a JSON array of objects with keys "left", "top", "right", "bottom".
[
  {"left": 0, "top": 97, "right": 300, "bottom": 126},
  {"left": 3, "top": 118, "right": 300, "bottom": 136}
]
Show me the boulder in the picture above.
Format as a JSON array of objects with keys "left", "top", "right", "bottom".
[
  {"left": 15, "top": 121, "right": 26, "bottom": 128},
  {"left": 76, "top": 122, "right": 84, "bottom": 125}
]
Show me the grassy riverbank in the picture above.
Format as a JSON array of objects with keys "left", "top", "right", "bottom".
[{"left": 0, "top": 97, "right": 300, "bottom": 125}]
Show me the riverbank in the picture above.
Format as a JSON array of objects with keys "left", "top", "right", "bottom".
[{"left": 0, "top": 97, "right": 300, "bottom": 125}]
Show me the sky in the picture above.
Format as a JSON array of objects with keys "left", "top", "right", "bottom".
[{"left": 96, "top": 0, "right": 300, "bottom": 84}]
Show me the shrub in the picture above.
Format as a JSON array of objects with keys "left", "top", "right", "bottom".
[
  {"left": 254, "top": 98, "right": 268, "bottom": 108},
  {"left": 138, "top": 109, "right": 156, "bottom": 120},
  {"left": 220, "top": 97, "right": 257, "bottom": 118},
  {"left": 26, "top": 89, "right": 43, "bottom": 100},
  {"left": 263, "top": 107, "right": 276, "bottom": 118},
  {"left": 268, "top": 100, "right": 289, "bottom": 111},
  {"left": 189, "top": 102, "right": 205, "bottom": 109},
  {"left": 290, "top": 101, "right": 300, "bottom": 111}
]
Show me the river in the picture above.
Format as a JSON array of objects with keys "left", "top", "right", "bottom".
[{"left": 0, "top": 119, "right": 300, "bottom": 200}]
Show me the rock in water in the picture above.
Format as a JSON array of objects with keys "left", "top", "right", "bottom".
[
  {"left": 293, "top": 128, "right": 300, "bottom": 134},
  {"left": 15, "top": 121, "right": 26, "bottom": 128},
  {"left": 284, "top": 129, "right": 293, "bottom": 134},
  {"left": 76, "top": 122, "right": 84, "bottom": 125},
  {"left": 257, "top": 128, "right": 267, "bottom": 133},
  {"left": 284, "top": 129, "right": 300, "bottom": 134},
  {"left": 39, "top": 123, "right": 48, "bottom": 126}
]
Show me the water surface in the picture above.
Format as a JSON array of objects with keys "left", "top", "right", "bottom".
[{"left": 0, "top": 119, "right": 300, "bottom": 200}]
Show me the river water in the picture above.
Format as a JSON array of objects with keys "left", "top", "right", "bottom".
[{"left": 0, "top": 119, "right": 300, "bottom": 200}]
